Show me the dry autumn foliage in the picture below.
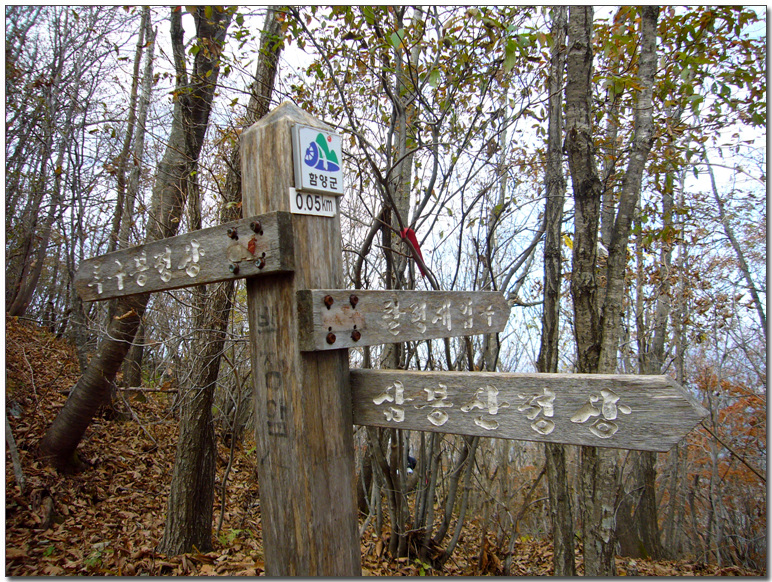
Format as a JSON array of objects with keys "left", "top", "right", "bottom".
[{"left": 5, "top": 316, "right": 765, "bottom": 576}]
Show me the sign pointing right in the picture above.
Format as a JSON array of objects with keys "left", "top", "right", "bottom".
[{"left": 350, "top": 370, "right": 708, "bottom": 452}]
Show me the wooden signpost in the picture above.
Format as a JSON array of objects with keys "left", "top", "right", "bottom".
[
  {"left": 73, "top": 212, "right": 294, "bottom": 302},
  {"left": 349, "top": 370, "right": 705, "bottom": 452},
  {"left": 297, "top": 289, "right": 510, "bottom": 351},
  {"left": 76, "top": 102, "right": 708, "bottom": 577}
]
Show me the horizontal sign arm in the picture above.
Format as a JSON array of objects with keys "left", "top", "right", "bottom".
[
  {"left": 74, "top": 212, "right": 294, "bottom": 302},
  {"left": 297, "top": 289, "right": 510, "bottom": 351},
  {"left": 350, "top": 369, "right": 708, "bottom": 452}
]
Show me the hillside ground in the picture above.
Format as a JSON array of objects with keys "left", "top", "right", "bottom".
[{"left": 4, "top": 316, "right": 762, "bottom": 576}]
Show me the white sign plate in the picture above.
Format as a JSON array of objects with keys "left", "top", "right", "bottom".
[
  {"left": 291, "top": 124, "right": 344, "bottom": 196},
  {"left": 289, "top": 187, "right": 337, "bottom": 217}
]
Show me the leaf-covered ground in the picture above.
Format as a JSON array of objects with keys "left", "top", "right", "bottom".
[{"left": 5, "top": 316, "right": 764, "bottom": 576}]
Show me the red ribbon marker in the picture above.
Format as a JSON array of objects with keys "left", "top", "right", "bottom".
[{"left": 400, "top": 227, "right": 426, "bottom": 277}]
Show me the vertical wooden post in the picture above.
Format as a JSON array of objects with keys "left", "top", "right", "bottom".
[{"left": 241, "top": 102, "right": 361, "bottom": 576}]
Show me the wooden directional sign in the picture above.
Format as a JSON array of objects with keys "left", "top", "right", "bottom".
[
  {"left": 350, "top": 369, "right": 708, "bottom": 452},
  {"left": 70, "top": 102, "right": 710, "bottom": 576},
  {"left": 297, "top": 289, "right": 510, "bottom": 351},
  {"left": 74, "top": 212, "right": 293, "bottom": 302}
]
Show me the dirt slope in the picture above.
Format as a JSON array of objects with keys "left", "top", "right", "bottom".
[{"left": 4, "top": 316, "right": 763, "bottom": 576}]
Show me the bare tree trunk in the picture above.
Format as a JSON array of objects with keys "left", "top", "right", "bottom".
[
  {"left": 108, "top": 7, "right": 148, "bottom": 253},
  {"left": 565, "top": 7, "right": 659, "bottom": 575},
  {"left": 369, "top": 7, "right": 427, "bottom": 559},
  {"left": 622, "top": 130, "right": 677, "bottom": 561},
  {"left": 39, "top": 7, "right": 230, "bottom": 474},
  {"left": 566, "top": 5, "right": 603, "bottom": 374},
  {"left": 608, "top": 5, "right": 662, "bottom": 563},
  {"left": 597, "top": 6, "right": 659, "bottom": 374},
  {"left": 537, "top": 6, "right": 575, "bottom": 577},
  {"left": 120, "top": 6, "right": 157, "bottom": 252},
  {"left": 564, "top": 10, "right": 614, "bottom": 572},
  {"left": 357, "top": 444, "right": 374, "bottom": 515},
  {"left": 435, "top": 436, "right": 479, "bottom": 569},
  {"left": 156, "top": 283, "right": 231, "bottom": 554},
  {"left": 121, "top": 321, "right": 144, "bottom": 388},
  {"left": 116, "top": 9, "right": 156, "bottom": 387},
  {"left": 7, "top": 97, "right": 75, "bottom": 317},
  {"left": 704, "top": 150, "right": 766, "bottom": 336},
  {"left": 433, "top": 436, "right": 474, "bottom": 547},
  {"left": 157, "top": 7, "right": 281, "bottom": 555},
  {"left": 666, "top": 174, "right": 690, "bottom": 558}
]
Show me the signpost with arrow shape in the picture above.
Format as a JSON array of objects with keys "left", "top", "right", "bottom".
[{"left": 75, "top": 102, "right": 708, "bottom": 576}]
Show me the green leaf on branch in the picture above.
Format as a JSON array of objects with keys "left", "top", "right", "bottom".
[
  {"left": 389, "top": 28, "right": 405, "bottom": 49},
  {"left": 504, "top": 39, "right": 518, "bottom": 73}
]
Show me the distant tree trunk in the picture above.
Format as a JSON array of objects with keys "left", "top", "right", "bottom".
[
  {"left": 357, "top": 446, "right": 374, "bottom": 515},
  {"left": 627, "top": 52, "right": 693, "bottom": 563},
  {"left": 120, "top": 321, "right": 144, "bottom": 388},
  {"left": 704, "top": 150, "right": 766, "bottom": 336},
  {"left": 620, "top": 157, "right": 673, "bottom": 563},
  {"left": 432, "top": 435, "right": 476, "bottom": 548},
  {"left": 565, "top": 6, "right": 659, "bottom": 575},
  {"left": 156, "top": 283, "right": 231, "bottom": 554},
  {"left": 7, "top": 97, "right": 75, "bottom": 317},
  {"left": 157, "top": 7, "right": 281, "bottom": 555},
  {"left": 664, "top": 170, "right": 690, "bottom": 557},
  {"left": 435, "top": 436, "right": 479, "bottom": 569},
  {"left": 108, "top": 7, "right": 148, "bottom": 253},
  {"left": 370, "top": 6, "right": 425, "bottom": 560},
  {"left": 113, "top": 8, "right": 155, "bottom": 388},
  {"left": 538, "top": 6, "right": 575, "bottom": 577},
  {"left": 39, "top": 7, "right": 230, "bottom": 474}
]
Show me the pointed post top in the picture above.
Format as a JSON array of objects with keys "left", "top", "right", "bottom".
[{"left": 249, "top": 100, "right": 332, "bottom": 132}]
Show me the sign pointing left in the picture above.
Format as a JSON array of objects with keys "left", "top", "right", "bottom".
[{"left": 74, "top": 211, "right": 294, "bottom": 302}]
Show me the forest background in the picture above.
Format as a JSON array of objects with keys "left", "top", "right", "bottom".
[{"left": 4, "top": 5, "right": 767, "bottom": 576}]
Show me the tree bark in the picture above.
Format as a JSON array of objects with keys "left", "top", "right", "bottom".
[
  {"left": 566, "top": 6, "right": 603, "bottom": 376},
  {"left": 39, "top": 7, "right": 231, "bottom": 474},
  {"left": 537, "top": 6, "right": 576, "bottom": 577},
  {"left": 117, "top": 9, "right": 156, "bottom": 387},
  {"left": 565, "top": 7, "right": 660, "bottom": 575},
  {"left": 598, "top": 6, "right": 659, "bottom": 374},
  {"left": 157, "top": 6, "right": 282, "bottom": 556},
  {"left": 108, "top": 7, "right": 148, "bottom": 254},
  {"left": 121, "top": 320, "right": 145, "bottom": 388},
  {"left": 156, "top": 284, "right": 230, "bottom": 554},
  {"left": 565, "top": 7, "right": 613, "bottom": 575}
]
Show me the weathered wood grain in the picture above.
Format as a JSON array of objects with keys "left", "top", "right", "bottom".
[
  {"left": 74, "top": 212, "right": 294, "bottom": 301},
  {"left": 350, "top": 370, "right": 708, "bottom": 452},
  {"left": 241, "top": 102, "right": 360, "bottom": 576},
  {"left": 297, "top": 289, "right": 510, "bottom": 351}
]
